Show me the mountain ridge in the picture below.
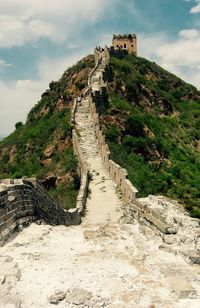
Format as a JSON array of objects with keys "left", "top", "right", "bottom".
[{"left": 0, "top": 52, "right": 200, "bottom": 216}]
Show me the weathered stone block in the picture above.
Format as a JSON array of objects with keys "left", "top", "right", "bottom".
[
  {"left": 189, "top": 252, "right": 200, "bottom": 265},
  {"left": 167, "top": 276, "right": 197, "bottom": 299}
]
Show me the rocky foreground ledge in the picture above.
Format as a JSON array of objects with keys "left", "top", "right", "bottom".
[
  {"left": 0, "top": 217, "right": 200, "bottom": 308},
  {"left": 124, "top": 195, "right": 200, "bottom": 266}
]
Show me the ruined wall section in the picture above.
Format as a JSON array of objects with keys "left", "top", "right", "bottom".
[
  {"left": 0, "top": 90, "right": 92, "bottom": 242},
  {"left": 88, "top": 49, "right": 184, "bottom": 235},
  {"left": 71, "top": 96, "right": 89, "bottom": 216},
  {"left": 88, "top": 49, "right": 200, "bottom": 265},
  {"left": 0, "top": 179, "right": 81, "bottom": 244},
  {"left": 0, "top": 179, "right": 37, "bottom": 244},
  {"left": 88, "top": 49, "right": 178, "bottom": 233},
  {"left": 88, "top": 48, "right": 138, "bottom": 204},
  {"left": 88, "top": 97, "right": 138, "bottom": 203}
]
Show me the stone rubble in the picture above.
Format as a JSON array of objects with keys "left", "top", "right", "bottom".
[
  {"left": 1, "top": 221, "right": 200, "bottom": 307},
  {"left": 133, "top": 195, "right": 200, "bottom": 264},
  {"left": 48, "top": 290, "right": 66, "bottom": 304}
]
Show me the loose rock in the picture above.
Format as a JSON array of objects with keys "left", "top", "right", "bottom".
[
  {"left": 65, "top": 288, "right": 93, "bottom": 305},
  {"left": 48, "top": 290, "right": 66, "bottom": 304}
]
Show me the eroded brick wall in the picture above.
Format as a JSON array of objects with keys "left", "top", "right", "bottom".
[{"left": 0, "top": 179, "right": 81, "bottom": 244}]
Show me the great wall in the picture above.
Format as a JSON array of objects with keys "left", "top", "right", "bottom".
[{"left": 0, "top": 40, "right": 200, "bottom": 307}]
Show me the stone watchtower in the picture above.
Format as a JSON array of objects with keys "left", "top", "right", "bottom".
[{"left": 112, "top": 34, "right": 137, "bottom": 55}]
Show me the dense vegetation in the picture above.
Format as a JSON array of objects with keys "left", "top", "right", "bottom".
[
  {"left": 101, "top": 54, "right": 200, "bottom": 217},
  {"left": 0, "top": 55, "right": 95, "bottom": 209}
]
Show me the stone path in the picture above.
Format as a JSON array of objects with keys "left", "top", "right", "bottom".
[
  {"left": 75, "top": 97, "right": 122, "bottom": 225},
  {"left": 1, "top": 221, "right": 200, "bottom": 307}
]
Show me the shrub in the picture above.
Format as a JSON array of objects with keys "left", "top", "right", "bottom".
[
  {"left": 15, "top": 122, "right": 23, "bottom": 130},
  {"left": 111, "top": 96, "right": 131, "bottom": 111},
  {"left": 106, "top": 126, "right": 120, "bottom": 142},
  {"left": 126, "top": 114, "right": 144, "bottom": 137},
  {"left": 75, "top": 82, "right": 85, "bottom": 90}
]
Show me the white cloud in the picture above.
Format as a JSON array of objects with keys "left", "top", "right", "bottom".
[
  {"left": 138, "top": 33, "right": 168, "bottom": 59},
  {"left": 0, "top": 0, "right": 114, "bottom": 47},
  {"left": 67, "top": 43, "right": 80, "bottom": 49},
  {"left": 0, "top": 59, "right": 11, "bottom": 68},
  {"left": 0, "top": 79, "right": 43, "bottom": 137},
  {"left": 0, "top": 16, "right": 58, "bottom": 48},
  {"left": 139, "top": 29, "right": 200, "bottom": 89},
  {"left": 156, "top": 29, "right": 200, "bottom": 70},
  {"left": 179, "top": 28, "right": 199, "bottom": 39},
  {"left": 0, "top": 49, "right": 90, "bottom": 137},
  {"left": 190, "top": 0, "right": 200, "bottom": 13},
  {"left": 0, "top": 0, "right": 118, "bottom": 137}
]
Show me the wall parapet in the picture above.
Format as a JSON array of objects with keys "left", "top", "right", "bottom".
[
  {"left": 88, "top": 47, "right": 200, "bottom": 261},
  {"left": 87, "top": 47, "right": 186, "bottom": 238},
  {"left": 88, "top": 97, "right": 138, "bottom": 204},
  {"left": 88, "top": 48, "right": 138, "bottom": 203},
  {"left": 71, "top": 95, "right": 89, "bottom": 215},
  {"left": 88, "top": 48, "right": 185, "bottom": 236},
  {"left": 0, "top": 93, "right": 90, "bottom": 243},
  {"left": 0, "top": 178, "right": 81, "bottom": 245},
  {"left": 72, "top": 130, "right": 89, "bottom": 215}
]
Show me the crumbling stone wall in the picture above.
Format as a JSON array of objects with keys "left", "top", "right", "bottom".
[
  {"left": 88, "top": 48, "right": 200, "bottom": 265},
  {"left": 88, "top": 49, "right": 179, "bottom": 232},
  {"left": 88, "top": 97, "right": 138, "bottom": 203},
  {"left": 126, "top": 195, "right": 200, "bottom": 265},
  {"left": 71, "top": 96, "right": 89, "bottom": 215},
  {"left": 88, "top": 48, "right": 138, "bottom": 204},
  {"left": 0, "top": 179, "right": 81, "bottom": 244},
  {"left": 0, "top": 87, "right": 92, "bottom": 243}
]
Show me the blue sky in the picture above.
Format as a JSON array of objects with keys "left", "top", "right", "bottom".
[{"left": 0, "top": 0, "right": 200, "bottom": 136}]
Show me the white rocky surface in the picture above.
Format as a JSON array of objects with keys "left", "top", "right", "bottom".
[
  {"left": 137, "top": 195, "right": 200, "bottom": 264},
  {"left": 0, "top": 220, "right": 200, "bottom": 307}
]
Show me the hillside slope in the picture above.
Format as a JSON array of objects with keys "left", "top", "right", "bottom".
[
  {"left": 0, "top": 55, "right": 95, "bottom": 209},
  {"left": 1, "top": 52, "right": 200, "bottom": 217},
  {"left": 100, "top": 54, "right": 200, "bottom": 217}
]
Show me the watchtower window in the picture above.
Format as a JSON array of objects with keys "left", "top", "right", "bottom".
[
  {"left": 124, "top": 43, "right": 126, "bottom": 49},
  {"left": 131, "top": 44, "right": 134, "bottom": 47},
  {"left": 116, "top": 44, "right": 119, "bottom": 48}
]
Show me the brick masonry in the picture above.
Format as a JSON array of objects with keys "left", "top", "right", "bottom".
[{"left": 0, "top": 179, "right": 82, "bottom": 245}]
